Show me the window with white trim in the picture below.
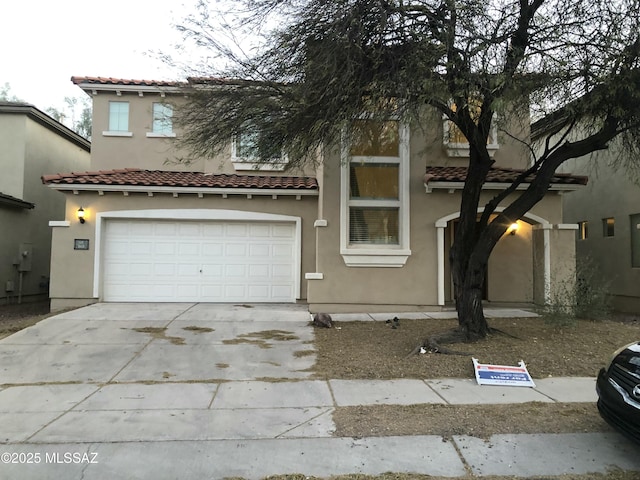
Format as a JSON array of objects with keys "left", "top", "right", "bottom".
[
  {"left": 443, "top": 100, "right": 499, "bottom": 158},
  {"left": 150, "top": 103, "right": 174, "bottom": 136},
  {"left": 231, "top": 126, "right": 287, "bottom": 171},
  {"left": 108, "top": 101, "right": 129, "bottom": 132},
  {"left": 340, "top": 119, "right": 411, "bottom": 267}
]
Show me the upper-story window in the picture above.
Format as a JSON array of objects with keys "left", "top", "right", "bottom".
[
  {"left": 631, "top": 214, "right": 640, "bottom": 267},
  {"left": 147, "top": 103, "right": 175, "bottom": 137},
  {"left": 443, "top": 100, "right": 499, "bottom": 158},
  {"left": 231, "top": 125, "right": 287, "bottom": 171},
  {"left": 104, "top": 101, "right": 132, "bottom": 137},
  {"left": 578, "top": 221, "right": 588, "bottom": 240},
  {"left": 340, "top": 119, "right": 411, "bottom": 267}
]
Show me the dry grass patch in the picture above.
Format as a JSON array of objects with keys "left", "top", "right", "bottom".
[
  {"left": 312, "top": 317, "right": 640, "bottom": 379},
  {"left": 333, "top": 402, "right": 609, "bottom": 439}
]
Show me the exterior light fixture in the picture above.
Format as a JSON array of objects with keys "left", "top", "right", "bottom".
[
  {"left": 77, "top": 207, "right": 86, "bottom": 224},
  {"left": 508, "top": 222, "right": 519, "bottom": 236}
]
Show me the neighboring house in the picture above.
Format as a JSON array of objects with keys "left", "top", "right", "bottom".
[
  {"left": 546, "top": 136, "right": 640, "bottom": 314},
  {"left": 0, "top": 102, "right": 90, "bottom": 304},
  {"left": 42, "top": 76, "right": 583, "bottom": 312}
]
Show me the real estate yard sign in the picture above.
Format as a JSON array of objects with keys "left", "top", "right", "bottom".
[{"left": 472, "top": 358, "right": 536, "bottom": 387}]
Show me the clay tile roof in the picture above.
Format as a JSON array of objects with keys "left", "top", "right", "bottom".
[
  {"left": 424, "top": 166, "right": 588, "bottom": 186},
  {"left": 41, "top": 169, "right": 318, "bottom": 190},
  {"left": 71, "top": 76, "right": 186, "bottom": 88}
]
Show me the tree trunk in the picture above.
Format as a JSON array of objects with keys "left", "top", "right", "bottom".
[{"left": 455, "top": 260, "right": 490, "bottom": 341}]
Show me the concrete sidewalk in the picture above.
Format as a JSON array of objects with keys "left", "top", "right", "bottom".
[
  {"left": 1, "top": 377, "right": 639, "bottom": 479},
  {"left": 0, "top": 377, "right": 599, "bottom": 444},
  {"left": 0, "top": 303, "right": 638, "bottom": 479}
]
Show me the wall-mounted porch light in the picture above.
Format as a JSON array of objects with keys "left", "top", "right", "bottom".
[
  {"left": 507, "top": 222, "right": 519, "bottom": 236},
  {"left": 77, "top": 207, "right": 86, "bottom": 224}
]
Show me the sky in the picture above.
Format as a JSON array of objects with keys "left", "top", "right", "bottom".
[{"left": 1, "top": 0, "right": 205, "bottom": 113}]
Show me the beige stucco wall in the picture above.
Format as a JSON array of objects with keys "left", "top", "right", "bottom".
[
  {"left": 0, "top": 109, "right": 90, "bottom": 303},
  {"left": 89, "top": 92, "right": 313, "bottom": 176},
  {"left": 49, "top": 192, "right": 318, "bottom": 310},
  {"left": 0, "top": 115, "right": 27, "bottom": 199},
  {"left": 307, "top": 117, "right": 566, "bottom": 313}
]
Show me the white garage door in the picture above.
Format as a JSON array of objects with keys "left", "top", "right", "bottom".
[{"left": 102, "top": 219, "right": 297, "bottom": 302}]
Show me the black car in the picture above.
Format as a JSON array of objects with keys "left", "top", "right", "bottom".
[{"left": 596, "top": 341, "right": 640, "bottom": 443}]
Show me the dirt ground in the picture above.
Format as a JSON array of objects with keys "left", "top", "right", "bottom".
[
  {"left": 2, "top": 304, "right": 639, "bottom": 479},
  {"left": 0, "top": 300, "right": 53, "bottom": 340},
  {"left": 312, "top": 315, "right": 640, "bottom": 379}
]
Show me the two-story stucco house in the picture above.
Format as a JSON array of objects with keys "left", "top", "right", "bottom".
[
  {"left": 1, "top": 102, "right": 90, "bottom": 304},
  {"left": 554, "top": 142, "right": 640, "bottom": 314},
  {"left": 42, "top": 77, "right": 583, "bottom": 312}
]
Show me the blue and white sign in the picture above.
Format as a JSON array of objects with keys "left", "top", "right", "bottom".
[{"left": 473, "top": 358, "right": 536, "bottom": 387}]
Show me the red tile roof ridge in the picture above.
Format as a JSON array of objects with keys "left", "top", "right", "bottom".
[
  {"left": 42, "top": 169, "right": 318, "bottom": 190},
  {"left": 424, "top": 165, "right": 587, "bottom": 185},
  {"left": 71, "top": 76, "right": 185, "bottom": 87}
]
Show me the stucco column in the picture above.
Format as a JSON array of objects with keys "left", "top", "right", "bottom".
[
  {"left": 436, "top": 222, "right": 446, "bottom": 306},
  {"left": 549, "top": 224, "right": 579, "bottom": 304},
  {"left": 531, "top": 224, "right": 552, "bottom": 305}
]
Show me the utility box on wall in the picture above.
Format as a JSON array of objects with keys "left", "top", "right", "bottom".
[{"left": 17, "top": 243, "right": 33, "bottom": 272}]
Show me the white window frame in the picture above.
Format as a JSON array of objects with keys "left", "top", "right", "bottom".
[
  {"left": 340, "top": 120, "right": 411, "bottom": 267},
  {"left": 103, "top": 101, "right": 132, "bottom": 137},
  {"left": 147, "top": 102, "right": 176, "bottom": 138},
  {"left": 231, "top": 128, "right": 288, "bottom": 171},
  {"left": 442, "top": 112, "right": 499, "bottom": 158}
]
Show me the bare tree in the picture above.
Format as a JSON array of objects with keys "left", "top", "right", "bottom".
[{"left": 170, "top": 0, "right": 640, "bottom": 346}]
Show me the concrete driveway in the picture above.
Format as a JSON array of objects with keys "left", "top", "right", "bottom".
[{"left": 0, "top": 302, "right": 316, "bottom": 385}]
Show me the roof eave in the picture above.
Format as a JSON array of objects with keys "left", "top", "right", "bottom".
[
  {"left": 0, "top": 194, "right": 36, "bottom": 209},
  {"left": 46, "top": 184, "right": 318, "bottom": 196},
  {"left": 74, "top": 82, "right": 185, "bottom": 96},
  {"left": 424, "top": 181, "right": 585, "bottom": 194}
]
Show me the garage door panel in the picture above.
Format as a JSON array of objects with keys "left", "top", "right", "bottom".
[
  {"left": 273, "top": 225, "right": 294, "bottom": 237},
  {"left": 154, "top": 243, "right": 176, "bottom": 255},
  {"left": 200, "top": 284, "right": 223, "bottom": 298},
  {"left": 130, "top": 223, "right": 154, "bottom": 235},
  {"left": 154, "top": 263, "right": 176, "bottom": 276},
  {"left": 154, "top": 223, "right": 178, "bottom": 236},
  {"left": 249, "top": 244, "right": 270, "bottom": 257},
  {"left": 201, "top": 264, "right": 223, "bottom": 276},
  {"left": 179, "top": 223, "right": 201, "bottom": 236},
  {"left": 248, "top": 285, "right": 270, "bottom": 298},
  {"left": 129, "top": 263, "right": 152, "bottom": 275},
  {"left": 103, "top": 219, "right": 297, "bottom": 302},
  {"left": 105, "top": 261, "right": 130, "bottom": 275},
  {"left": 224, "top": 285, "right": 247, "bottom": 298},
  {"left": 226, "top": 224, "right": 248, "bottom": 237},
  {"left": 225, "top": 264, "right": 247, "bottom": 277},
  {"left": 250, "top": 224, "right": 271, "bottom": 237},
  {"left": 273, "top": 284, "right": 294, "bottom": 296},
  {"left": 273, "top": 264, "right": 293, "bottom": 277},
  {"left": 203, "top": 224, "right": 224, "bottom": 236},
  {"left": 226, "top": 244, "right": 247, "bottom": 256},
  {"left": 202, "top": 242, "right": 224, "bottom": 256},
  {"left": 177, "top": 264, "right": 201, "bottom": 276},
  {"left": 178, "top": 243, "right": 200, "bottom": 255},
  {"left": 249, "top": 264, "right": 270, "bottom": 277},
  {"left": 272, "top": 244, "right": 294, "bottom": 257}
]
